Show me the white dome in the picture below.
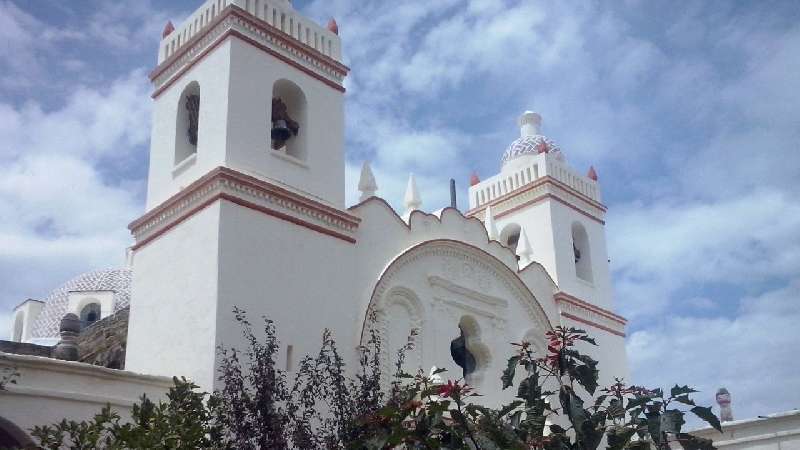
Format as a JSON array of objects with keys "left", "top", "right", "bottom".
[{"left": 30, "top": 268, "right": 131, "bottom": 339}]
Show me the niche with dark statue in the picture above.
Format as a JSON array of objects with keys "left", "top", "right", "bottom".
[
  {"left": 450, "top": 325, "right": 477, "bottom": 379},
  {"left": 271, "top": 97, "right": 300, "bottom": 150},
  {"left": 185, "top": 94, "right": 200, "bottom": 146}
]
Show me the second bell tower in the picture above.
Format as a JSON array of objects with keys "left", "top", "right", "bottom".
[
  {"left": 143, "top": 0, "right": 349, "bottom": 210},
  {"left": 126, "top": 0, "right": 358, "bottom": 390}
]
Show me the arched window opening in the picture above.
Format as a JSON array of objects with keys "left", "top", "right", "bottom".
[
  {"left": 80, "top": 303, "right": 101, "bottom": 329},
  {"left": 175, "top": 81, "right": 200, "bottom": 165},
  {"left": 450, "top": 316, "right": 489, "bottom": 386},
  {"left": 270, "top": 79, "right": 307, "bottom": 160},
  {"left": 0, "top": 417, "right": 34, "bottom": 448},
  {"left": 500, "top": 223, "right": 522, "bottom": 259},
  {"left": 12, "top": 312, "right": 24, "bottom": 342},
  {"left": 572, "top": 222, "right": 593, "bottom": 282}
]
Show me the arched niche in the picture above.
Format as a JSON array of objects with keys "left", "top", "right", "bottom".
[
  {"left": 367, "top": 286, "right": 424, "bottom": 380},
  {"left": 362, "top": 240, "right": 553, "bottom": 395},
  {"left": 0, "top": 416, "right": 34, "bottom": 448},
  {"left": 175, "top": 81, "right": 200, "bottom": 164},
  {"left": 80, "top": 302, "right": 101, "bottom": 329},
  {"left": 500, "top": 223, "right": 521, "bottom": 252},
  {"left": 571, "top": 222, "right": 593, "bottom": 283},
  {"left": 270, "top": 79, "right": 307, "bottom": 160}
]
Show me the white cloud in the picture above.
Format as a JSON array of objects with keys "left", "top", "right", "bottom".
[
  {"left": 627, "top": 279, "right": 800, "bottom": 424},
  {"left": 0, "top": 69, "right": 150, "bottom": 339}
]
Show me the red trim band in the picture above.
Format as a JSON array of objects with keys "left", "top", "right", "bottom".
[
  {"left": 561, "top": 312, "right": 626, "bottom": 338},
  {"left": 554, "top": 291, "right": 627, "bottom": 324},
  {"left": 151, "top": 6, "right": 347, "bottom": 99}
]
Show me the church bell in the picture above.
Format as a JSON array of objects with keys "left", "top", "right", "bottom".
[{"left": 271, "top": 119, "right": 291, "bottom": 142}]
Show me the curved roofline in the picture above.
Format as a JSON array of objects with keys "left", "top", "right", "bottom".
[{"left": 358, "top": 238, "right": 557, "bottom": 344}]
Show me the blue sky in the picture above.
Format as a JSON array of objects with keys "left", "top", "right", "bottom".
[{"left": 1, "top": 0, "right": 798, "bottom": 423}]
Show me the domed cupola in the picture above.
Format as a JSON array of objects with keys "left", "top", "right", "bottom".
[{"left": 501, "top": 111, "right": 564, "bottom": 165}]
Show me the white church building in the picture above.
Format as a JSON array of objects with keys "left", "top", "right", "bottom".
[{"left": 0, "top": 0, "right": 633, "bottom": 446}]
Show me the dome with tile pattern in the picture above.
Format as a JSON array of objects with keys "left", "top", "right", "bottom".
[
  {"left": 501, "top": 111, "right": 564, "bottom": 164},
  {"left": 30, "top": 268, "right": 131, "bottom": 339}
]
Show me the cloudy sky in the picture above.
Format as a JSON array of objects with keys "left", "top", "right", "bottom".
[{"left": 1, "top": 0, "right": 798, "bottom": 423}]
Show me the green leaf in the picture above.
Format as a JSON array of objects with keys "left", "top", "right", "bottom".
[
  {"left": 670, "top": 385, "right": 699, "bottom": 398},
  {"left": 690, "top": 406, "right": 723, "bottom": 433},
  {"left": 498, "top": 401, "right": 524, "bottom": 419},
  {"left": 626, "top": 396, "right": 652, "bottom": 411},
  {"left": 574, "top": 364, "right": 599, "bottom": 395},
  {"left": 673, "top": 395, "right": 696, "bottom": 406},
  {"left": 502, "top": 355, "right": 521, "bottom": 389},
  {"left": 645, "top": 411, "right": 662, "bottom": 445}
]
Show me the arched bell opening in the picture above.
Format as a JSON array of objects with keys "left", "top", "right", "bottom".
[
  {"left": 571, "top": 222, "right": 593, "bottom": 283},
  {"left": 174, "top": 81, "right": 200, "bottom": 165},
  {"left": 270, "top": 79, "right": 307, "bottom": 160},
  {"left": 79, "top": 302, "right": 101, "bottom": 329}
]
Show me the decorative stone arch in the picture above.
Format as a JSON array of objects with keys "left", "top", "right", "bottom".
[
  {"left": 362, "top": 239, "right": 554, "bottom": 385},
  {"left": 571, "top": 221, "right": 593, "bottom": 282},
  {"left": 271, "top": 79, "right": 308, "bottom": 160},
  {"left": 0, "top": 416, "right": 34, "bottom": 448},
  {"left": 368, "top": 286, "right": 425, "bottom": 379},
  {"left": 12, "top": 311, "right": 24, "bottom": 342},
  {"left": 175, "top": 80, "right": 200, "bottom": 165}
]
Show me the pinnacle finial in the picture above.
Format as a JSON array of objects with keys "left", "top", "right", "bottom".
[
  {"left": 516, "top": 228, "right": 533, "bottom": 266},
  {"left": 484, "top": 205, "right": 498, "bottom": 240},
  {"left": 469, "top": 171, "right": 480, "bottom": 186},
  {"left": 327, "top": 18, "right": 339, "bottom": 35},
  {"left": 358, "top": 161, "right": 377, "bottom": 202},
  {"left": 404, "top": 173, "right": 422, "bottom": 213},
  {"left": 587, "top": 166, "right": 598, "bottom": 181},
  {"left": 162, "top": 21, "right": 175, "bottom": 39}
]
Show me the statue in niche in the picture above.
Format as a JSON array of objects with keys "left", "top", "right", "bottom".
[
  {"left": 573, "top": 242, "right": 581, "bottom": 263},
  {"left": 450, "top": 325, "right": 476, "bottom": 379},
  {"left": 185, "top": 94, "right": 200, "bottom": 146},
  {"left": 271, "top": 97, "right": 300, "bottom": 150}
]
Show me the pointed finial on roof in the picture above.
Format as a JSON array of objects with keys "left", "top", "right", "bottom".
[
  {"left": 470, "top": 171, "right": 480, "bottom": 186},
  {"left": 358, "top": 161, "right": 377, "bottom": 202},
  {"left": 404, "top": 173, "right": 422, "bottom": 213},
  {"left": 162, "top": 21, "right": 175, "bottom": 39},
  {"left": 327, "top": 18, "right": 339, "bottom": 35},
  {"left": 484, "top": 205, "right": 498, "bottom": 240},
  {"left": 587, "top": 165, "right": 598, "bottom": 181},
  {"left": 516, "top": 228, "right": 533, "bottom": 266}
]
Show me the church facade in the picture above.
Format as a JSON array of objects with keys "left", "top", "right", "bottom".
[{"left": 2, "top": 0, "right": 628, "bottom": 445}]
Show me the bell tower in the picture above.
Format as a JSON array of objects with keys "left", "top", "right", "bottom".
[
  {"left": 466, "top": 112, "right": 613, "bottom": 311},
  {"left": 126, "top": 0, "right": 358, "bottom": 390},
  {"left": 143, "top": 0, "right": 348, "bottom": 210}
]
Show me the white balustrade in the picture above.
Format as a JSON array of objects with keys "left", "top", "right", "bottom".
[
  {"left": 158, "top": 0, "right": 342, "bottom": 64},
  {"left": 468, "top": 153, "right": 601, "bottom": 209}
]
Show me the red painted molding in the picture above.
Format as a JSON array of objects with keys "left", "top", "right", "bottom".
[
  {"left": 219, "top": 193, "right": 357, "bottom": 243},
  {"left": 129, "top": 167, "right": 359, "bottom": 251},
  {"left": 151, "top": 5, "right": 348, "bottom": 81},
  {"left": 130, "top": 166, "right": 359, "bottom": 232},
  {"left": 151, "top": 6, "right": 347, "bottom": 99},
  {"left": 465, "top": 175, "right": 607, "bottom": 216},
  {"left": 493, "top": 192, "right": 606, "bottom": 225},
  {"left": 554, "top": 291, "right": 627, "bottom": 324},
  {"left": 561, "top": 312, "right": 626, "bottom": 338}
]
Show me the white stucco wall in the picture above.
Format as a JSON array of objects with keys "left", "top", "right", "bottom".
[
  {"left": 225, "top": 38, "right": 345, "bottom": 208},
  {"left": 214, "top": 199, "right": 357, "bottom": 389},
  {"left": 146, "top": 41, "right": 232, "bottom": 210},
  {"left": 675, "top": 411, "right": 800, "bottom": 449},
  {"left": 0, "top": 353, "right": 172, "bottom": 447},
  {"left": 10, "top": 300, "right": 43, "bottom": 343},
  {"left": 125, "top": 203, "right": 222, "bottom": 390}
]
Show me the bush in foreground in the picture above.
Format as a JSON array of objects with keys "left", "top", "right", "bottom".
[{"left": 30, "top": 311, "right": 721, "bottom": 449}]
